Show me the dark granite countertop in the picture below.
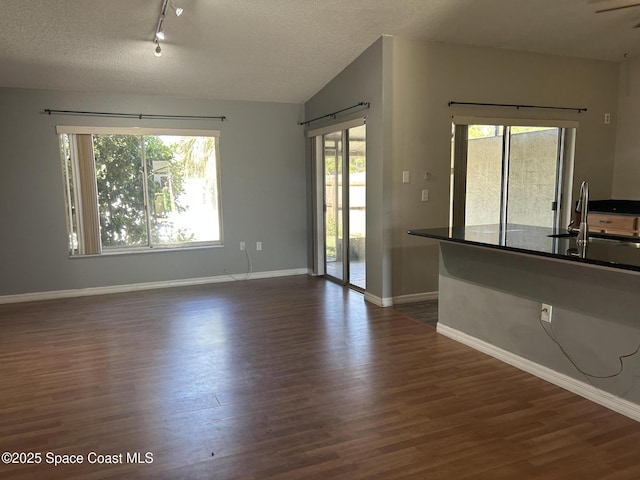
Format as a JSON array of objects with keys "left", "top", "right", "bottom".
[{"left": 408, "top": 224, "right": 640, "bottom": 273}]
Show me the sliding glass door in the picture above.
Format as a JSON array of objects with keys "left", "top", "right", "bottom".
[
  {"left": 507, "top": 127, "right": 562, "bottom": 227},
  {"left": 321, "top": 124, "right": 366, "bottom": 291},
  {"left": 452, "top": 121, "right": 573, "bottom": 231}
]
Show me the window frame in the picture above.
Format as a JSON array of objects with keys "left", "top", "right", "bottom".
[{"left": 58, "top": 125, "right": 223, "bottom": 256}]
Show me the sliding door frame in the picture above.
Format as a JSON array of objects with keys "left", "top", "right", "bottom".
[
  {"left": 451, "top": 116, "right": 577, "bottom": 232},
  {"left": 308, "top": 117, "right": 366, "bottom": 291}
]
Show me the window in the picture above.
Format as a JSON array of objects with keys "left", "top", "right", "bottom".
[
  {"left": 59, "top": 127, "right": 222, "bottom": 255},
  {"left": 451, "top": 117, "right": 577, "bottom": 232}
]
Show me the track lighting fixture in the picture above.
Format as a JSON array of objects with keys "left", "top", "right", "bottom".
[
  {"left": 171, "top": 2, "right": 184, "bottom": 16},
  {"left": 152, "top": 0, "right": 184, "bottom": 57}
]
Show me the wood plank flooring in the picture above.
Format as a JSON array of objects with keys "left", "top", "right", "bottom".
[
  {"left": 393, "top": 301, "right": 438, "bottom": 328},
  {"left": 0, "top": 276, "right": 639, "bottom": 479}
]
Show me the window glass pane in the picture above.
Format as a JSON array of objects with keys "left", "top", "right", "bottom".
[
  {"left": 468, "top": 125, "right": 504, "bottom": 139},
  {"left": 348, "top": 125, "right": 365, "bottom": 290},
  {"left": 465, "top": 125, "right": 503, "bottom": 226},
  {"left": 507, "top": 127, "right": 560, "bottom": 227},
  {"left": 148, "top": 135, "right": 221, "bottom": 245},
  {"left": 510, "top": 126, "right": 555, "bottom": 135},
  {"left": 93, "top": 134, "right": 148, "bottom": 248},
  {"left": 324, "top": 131, "right": 343, "bottom": 281}
]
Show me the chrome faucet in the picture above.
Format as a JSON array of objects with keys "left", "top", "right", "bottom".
[{"left": 575, "top": 181, "right": 589, "bottom": 246}]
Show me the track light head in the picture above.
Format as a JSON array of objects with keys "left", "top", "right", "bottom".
[
  {"left": 173, "top": 5, "right": 183, "bottom": 16},
  {"left": 156, "top": 29, "right": 165, "bottom": 41},
  {"left": 154, "top": 42, "right": 162, "bottom": 57}
]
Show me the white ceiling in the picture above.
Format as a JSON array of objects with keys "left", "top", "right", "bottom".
[{"left": 1, "top": 0, "right": 640, "bottom": 104}]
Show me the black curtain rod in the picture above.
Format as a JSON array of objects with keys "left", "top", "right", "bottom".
[
  {"left": 448, "top": 101, "right": 587, "bottom": 113},
  {"left": 299, "top": 102, "right": 370, "bottom": 126},
  {"left": 44, "top": 109, "right": 226, "bottom": 121}
]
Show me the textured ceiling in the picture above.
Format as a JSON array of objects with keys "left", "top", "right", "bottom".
[{"left": 1, "top": 0, "right": 639, "bottom": 103}]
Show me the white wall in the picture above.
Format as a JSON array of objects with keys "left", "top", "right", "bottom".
[{"left": 0, "top": 88, "right": 307, "bottom": 296}]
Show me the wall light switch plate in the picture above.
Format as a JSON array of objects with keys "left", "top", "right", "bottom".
[
  {"left": 421, "top": 189, "right": 429, "bottom": 202},
  {"left": 402, "top": 171, "right": 410, "bottom": 183}
]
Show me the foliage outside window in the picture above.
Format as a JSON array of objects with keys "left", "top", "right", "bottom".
[
  {"left": 468, "top": 125, "right": 555, "bottom": 139},
  {"left": 59, "top": 127, "right": 222, "bottom": 255}
]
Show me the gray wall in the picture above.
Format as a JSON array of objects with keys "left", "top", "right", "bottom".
[
  {"left": 613, "top": 58, "right": 640, "bottom": 200},
  {"left": 439, "top": 242, "right": 640, "bottom": 404},
  {"left": 0, "top": 88, "right": 307, "bottom": 296},
  {"left": 391, "top": 38, "right": 620, "bottom": 298}
]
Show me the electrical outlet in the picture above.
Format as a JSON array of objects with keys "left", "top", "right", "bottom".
[
  {"left": 604, "top": 113, "right": 611, "bottom": 124},
  {"left": 240, "top": 241, "right": 246, "bottom": 251},
  {"left": 256, "top": 241, "right": 262, "bottom": 251},
  {"left": 541, "top": 303, "right": 553, "bottom": 323}
]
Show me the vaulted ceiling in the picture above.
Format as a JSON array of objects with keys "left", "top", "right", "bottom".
[{"left": 1, "top": 0, "right": 639, "bottom": 103}]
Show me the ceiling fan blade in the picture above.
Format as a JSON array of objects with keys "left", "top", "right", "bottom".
[{"left": 596, "top": 3, "right": 640, "bottom": 13}]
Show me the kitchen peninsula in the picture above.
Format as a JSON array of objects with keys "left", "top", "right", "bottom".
[{"left": 409, "top": 224, "right": 640, "bottom": 421}]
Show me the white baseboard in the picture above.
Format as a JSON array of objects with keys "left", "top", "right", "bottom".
[
  {"left": 364, "top": 291, "right": 438, "bottom": 307},
  {"left": 436, "top": 323, "right": 640, "bottom": 422},
  {"left": 0, "top": 268, "right": 311, "bottom": 305},
  {"left": 363, "top": 292, "right": 393, "bottom": 307},
  {"left": 392, "top": 291, "right": 438, "bottom": 305}
]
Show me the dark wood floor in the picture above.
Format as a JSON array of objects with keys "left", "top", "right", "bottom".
[
  {"left": 393, "top": 300, "right": 438, "bottom": 328},
  {"left": 1, "top": 276, "right": 639, "bottom": 479}
]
